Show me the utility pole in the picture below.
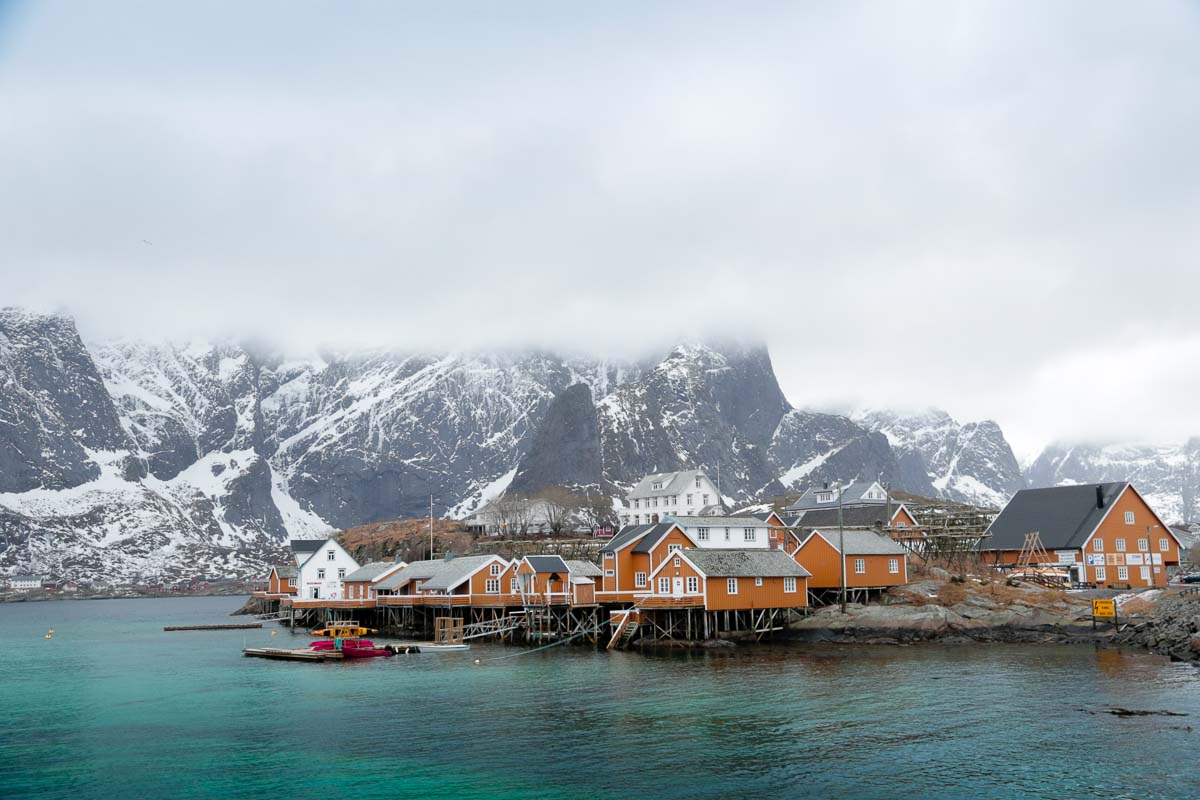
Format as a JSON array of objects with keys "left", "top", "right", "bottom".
[
  {"left": 839, "top": 481, "right": 847, "bottom": 614},
  {"left": 429, "top": 494, "right": 434, "bottom": 560}
]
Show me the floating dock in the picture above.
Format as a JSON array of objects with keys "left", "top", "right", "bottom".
[
  {"left": 166, "top": 623, "right": 263, "bottom": 631},
  {"left": 243, "top": 647, "right": 344, "bottom": 661}
]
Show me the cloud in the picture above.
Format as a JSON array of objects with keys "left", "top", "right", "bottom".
[{"left": 1, "top": 1, "right": 1198, "bottom": 453}]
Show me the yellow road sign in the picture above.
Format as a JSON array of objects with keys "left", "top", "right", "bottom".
[{"left": 1092, "top": 598, "right": 1116, "bottom": 618}]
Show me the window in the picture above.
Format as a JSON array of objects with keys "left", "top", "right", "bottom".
[
  {"left": 744, "top": 528, "right": 756, "bottom": 542},
  {"left": 635, "top": 572, "right": 647, "bottom": 588},
  {"left": 695, "top": 477, "right": 701, "bottom": 489},
  {"left": 1140, "top": 566, "right": 1151, "bottom": 583},
  {"left": 652, "top": 497, "right": 658, "bottom": 507},
  {"left": 658, "top": 577, "right": 670, "bottom": 594},
  {"left": 490, "top": 564, "right": 501, "bottom": 576},
  {"left": 1115, "top": 538, "right": 1126, "bottom": 552},
  {"left": 337, "top": 568, "right": 346, "bottom": 579},
  {"left": 511, "top": 578, "right": 520, "bottom": 593},
  {"left": 668, "top": 543, "right": 682, "bottom": 553},
  {"left": 687, "top": 576, "right": 699, "bottom": 593},
  {"left": 755, "top": 577, "right": 763, "bottom": 587},
  {"left": 604, "top": 552, "right": 614, "bottom": 560},
  {"left": 327, "top": 550, "right": 335, "bottom": 561},
  {"left": 783, "top": 577, "right": 797, "bottom": 593},
  {"left": 674, "top": 557, "right": 681, "bottom": 567},
  {"left": 702, "top": 494, "right": 709, "bottom": 505},
  {"left": 854, "top": 558, "right": 866, "bottom": 574},
  {"left": 604, "top": 569, "right": 615, "bottom": 577},
  {"left": 652, "top": 481, "right": 662, "bottom": 490},
  {"left": 726, "top": 578, "right": 738, "bottom": 594},
  {"left": 817, "top": 492, "right": 832, "bottom": 503},
  {"left": 1093, "top": 539, "right": 1104, "bottom": 552},
  {"left": 1117, "top": 566, "right": 1129, "bottom": 581},
  {"left": 1138, "top": 538, "right": 1149, "bottom": 552},
  {"left": 687, "top": 493, "right": 693, "bottom": 505},
  {"left": 888, "top": 558, "right": 899, "bottom": 574},
  {"left": 1160, "top": 538, "right": 1170, "bottom": 551},
  {"left": 1095, "top": 566, "right": 1106, "bottom": 582},
  {"left": 634, "top": 514, "right": 640, "bottom": 524},
  {"left": 697, "top": 527, "right": 710, "bottom": 541},
  {"left": 672, "top": 496, "right": 677, "bottom": 505},
  {"left": 634, "top": 499, "right": 640, "bottom": 509},
  {"left": 317, "top": 568, "right": 325, "bottom": 579},
  {"left": 485, "top": 578, "right": 499, "bottom": 593},
  {"left": 724, "top": 528, "right": 731, "bottom": 541},
  {"left": 288, "top": 578, "right": 296, "bottom": 588},
  {"left": 1124, "top": 511, "right": 1135, "bottom": 525}
]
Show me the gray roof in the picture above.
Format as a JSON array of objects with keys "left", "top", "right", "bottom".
[
  {"left": 626, "top": 470, "right": 710, "bottom": 499},
  {"left": 290, "top": 539, "right": 328, "bottom": 553},
  {"left": 342, "top": 561, "right": 402, "bottom": 583},
  {"left": 603, "top": 523, "right": 676, "bottom": 553},
  {"left": 806, "top": 529, "right": 908, "bottom": 556},
  {"left": 374, "top": 559, "right": 447, "bottom": 591},
  {"left": 670, "top": 515, "right": 772, "bottom": 528},
  {"left": 271, "top": 565, "right": 297, "bottom": 579},
  {"left": 680, "top": 549, "right": 811, "bottom": 578},
  {"left": 422, "top": 555, "right": 502, "bottom": 592},
  {"left": 524, "top": 555, "right": 569, "bottom": 574},
  {"left": 787, "top": 480, "right": 887, "bottom": 511},
  {"left": 633, "top": 523, "right": 689, "bottom": 554},
  {"left": 789, "top": 505, "right": 902, "bottom": 529},
  {"left": 566, "top": 559, "right": 603, "bottom": 578},
  {"left": 9, "top": 574, "right": 42, "bottom": 582},
  {"left": 982, "top": 483, "right": 1132, "bottom": 551}
]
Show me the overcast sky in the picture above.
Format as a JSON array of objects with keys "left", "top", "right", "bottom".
[{"left": 2, "top": 2, "right": 1198, "bottom": 460}]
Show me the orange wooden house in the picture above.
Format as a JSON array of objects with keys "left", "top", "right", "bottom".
[
  {"left": 981, "top": 482, "right": 1182, "bottom": 588},
  {"left": 790, "top": 528, "right": 909, "bottom": 592},
  {"left": 641, "top": 549, "right": 810, "bottom": 611},
  {"left": 341, "top": 560, "right": 407, "bottom": 601},
  {"left": 598, "top": 522, "right": 698, "bottom": 603},
  {"left": 265, "top": 565, "right": 297, "bottom": 596},
  {"left": 513, "top": 556, "right": 599, "bottom": 606}
]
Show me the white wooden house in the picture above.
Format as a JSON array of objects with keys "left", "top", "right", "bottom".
[
  {"left": 294, "top": 538, "right": 360, "bottom": 600},
  {"left": 621, "top": 470, "right": 721, "bottom": 526}
]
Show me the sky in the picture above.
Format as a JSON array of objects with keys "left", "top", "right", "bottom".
[{"left": 1, "top": 1, "right": 1199, "bottom": 461}]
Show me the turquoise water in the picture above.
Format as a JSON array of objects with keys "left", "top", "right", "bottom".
[{"left": 1, "top": 598, "right": 1197, "bottom": 799}]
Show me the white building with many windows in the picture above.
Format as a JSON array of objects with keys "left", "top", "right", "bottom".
[
  {"left": 666, "top": 515, "right": 779, "bottom": 549},
  {"left": 621, "top": 470, "right": 721, "bottom": 526},
  {"left": 293, "top": 537, "right": 360, "bottom": 600}
]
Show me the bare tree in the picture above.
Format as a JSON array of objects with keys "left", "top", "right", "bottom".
[
  {"left": 536, "top": 486, "right": 584, "bottom": 535},
  {"left": 578, "top": 491, "right": 619, "bottom": 533}
]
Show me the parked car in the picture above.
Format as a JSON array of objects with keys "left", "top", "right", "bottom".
[{"left": 1178, "top": 573, "right": 1200, "bottom": 584}]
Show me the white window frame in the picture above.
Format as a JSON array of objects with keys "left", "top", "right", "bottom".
[
  {"left": 783, "top": 577, "right": 796, "bottom": 593},
  {"left": 888, "top": 558, "right": 899, "bottom": 574},
  {"left": 697, "top": 527, "right": 709, "bottom": 541},
  {"left": 724, "top": 528, "right": 730, "bottom": 541},
  {"left": 1115, "top": 538, "right": 1126, "bottom": 552},
  {"left": 317, "top": 568, "right": 325, "bottom": 579},
  {"left": 490, "top": 563, "right": 501, "bottom": 576},
  {"left": 854, "top": 558, "right": 866, "bottom": 574},
  {"left": 1137, "top": 538, "right": 1149, "bottom": 552},
  {"left": 1117, "top": 566, "right": 1129, "bottom": 581},
  {"left": 1124, "top": 511, "right": 1135, "bottom": 525},
  {"left": 687, "top": 493, "right": 693, "bottom": 505},
  {"left": 695, "top": 477, "right": 701, "bottom": 489},
  {"left": 604, "top": 552, "right": 614, "bottom": 560},
  {"left": 510, "top": 577, "right": 520, "bottom": 593},
  {"left": 485, "top": 578, "right": 500, "bottom": 593},
  {"left": 668, "top": 543, "right": 682, "bottom": 553},
  {"left": 657, "top": 577, "right": 670, "bottom": 594},
  {"left": 726, "top": 578, "right": 738, "bottom": 595},
  {"left": 1140, "top": 566, "right": 1151, "bottom": 582},
  {"left": 1159, "top": 538, "right": 1170, "bottom": 551},
  {"left": 634, "top": 572, "right": 647, "bottom": 588},
  {"left": 755, "top": 577, "right": 763, "bottom": 586},
  {"left": 744, "top": 528, "right": 756, "bottom": 542},
  {"left": 604, "top": 569, "right": 615, "bottom": 577},
  {"left": 1095, "top": 566, "right": 1106, "bottom": 582},
  {"left": 337, "top": 568, "right": 346, "bottom": 579},
  {"left": 686, "top": 576, "right": 699, "bottom": 593},
  {"left": 673, "top": 557, "right": 681, "bottom": 568},
  {"left": 1093, "top": 539, "right": 1103, "bottom": 552}
]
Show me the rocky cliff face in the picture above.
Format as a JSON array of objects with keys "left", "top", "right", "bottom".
[
  {"left": 854, "top": 408, "right": 1024, "bottom": 509},
  {"left": 1026, "top": 440, "right": 1200, "bottom": 523}
]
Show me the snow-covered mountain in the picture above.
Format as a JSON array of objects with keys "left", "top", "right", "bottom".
[
  {"left": 1026, "top": 440, "right": 1200, "bottom": 524},
  {"left": 4, "top": 306, "right": 1196, "bottom": 582},
  {"left": 853, "top": 408, "right": 1024, "bottom": 509}
]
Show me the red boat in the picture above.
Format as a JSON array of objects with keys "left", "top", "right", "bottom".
[{"left": 309, "top": 638, "right": 394, "bottom": 658}]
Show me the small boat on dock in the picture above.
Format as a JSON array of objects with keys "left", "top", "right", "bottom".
[
  {"left": 310, "top": 621, "right": 376, "bottom": 638},
  {"left": 309, "top": 638, "right": 394, "bottom": 658}
]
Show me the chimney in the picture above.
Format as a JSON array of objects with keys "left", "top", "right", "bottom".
[{"left": 1096, "top": 485, "right": 1105, "bottom": 509}]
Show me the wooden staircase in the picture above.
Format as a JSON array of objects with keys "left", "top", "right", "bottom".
[{"left": 606, "top": 608, "right": 641, "bottom": 650}]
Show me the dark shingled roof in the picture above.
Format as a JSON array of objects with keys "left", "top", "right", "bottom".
[
  {"left": 603, "top": 523, "right": 682, "bottom": 553},
  {"left": 271, "top": 565, "right": 297, "bottom": 579},
  {"left": 525, "top": 555, "right": 570, "bottom": 574},
  {"left": 983, "top": 483, "right": 1128, "bottom": 551},
  {"left": 791, "top": 506, "right": 899, "bottom": 529},
  {"left": 633, "top": 523, "right": 687, "bottom": 554},
  {"left": 290, "top": 539, "right": 327, "bottom": 553},
  {"left": 681, "top": 549, "right": 811, "bottom": 578}
]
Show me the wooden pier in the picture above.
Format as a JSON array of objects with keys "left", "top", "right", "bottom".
[
  {"left": 242, "top": 646, "right": 344, "bottom": 661},
  {"left": 165, "top": 623, "right": 263, "bottom": 631}
]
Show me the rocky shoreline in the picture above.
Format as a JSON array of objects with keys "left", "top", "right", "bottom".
[{"left": 1112, "top": 592, "right": 1200, "bottom": 663}]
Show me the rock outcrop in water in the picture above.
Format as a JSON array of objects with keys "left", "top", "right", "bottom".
[{"left": 1112, "top": 593, "right": 1200, "bottom": 663}]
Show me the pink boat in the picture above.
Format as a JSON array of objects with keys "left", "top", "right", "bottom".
[{"left": 308, "top": 638, "right": 394, "bottom": 658}]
